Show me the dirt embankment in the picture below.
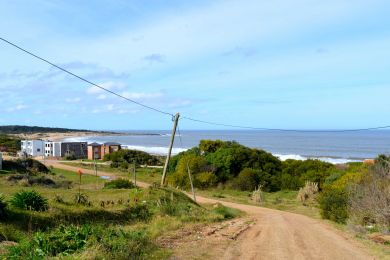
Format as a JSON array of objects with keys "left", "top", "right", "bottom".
[{"left": 46, "top": 160, "right": 375, "bottom": 260}]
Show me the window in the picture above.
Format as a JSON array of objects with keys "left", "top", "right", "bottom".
[{"left": 37, "top": 148, "right": 41, "bottom": 152}]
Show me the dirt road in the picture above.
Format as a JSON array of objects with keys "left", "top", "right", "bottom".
[{"left": 46, "top": 160, "right": 374, "bottom": 259}]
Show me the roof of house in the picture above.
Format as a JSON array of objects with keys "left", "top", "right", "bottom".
[
  {"left": 103, "top": 142, "right": 121, "bottom": 146},
  {"left": 88, "top": 142, "right": 101, "bottom": 146}
]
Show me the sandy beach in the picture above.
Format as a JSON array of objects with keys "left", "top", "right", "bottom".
[{"left": 9, "top": 131, "right": 120, "bottom": 142}]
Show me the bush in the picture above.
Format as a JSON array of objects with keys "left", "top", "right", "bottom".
[
  {"left": 348, "top": 165, "right": 390, "bottom": 227},
  {"left": 104, "top": 149, "right": 161, "bottom": 166},
  {"left": 194, "top": 172, "right": 218, "bottom": 189},
  {"left": 64, "top": 153, "right": 77, "bottom": 160},
  {"left": 104, "top": 179, "right": 136, "bottom": 189},
  {"left": 297, "top": 181, "right": 319, "bottom": 203},
  {"left": 7, "top": 225, "right": 92, "bottom": 258},
  {"left": 2, "top": 158, "right": 49, "bottom": 174},
  {"left": 74, "top": 193, "right": 90, "bottom": 206},
  {"left": 232, "top": 168, "right": 260, "bottom": 191},
  {"left": 10, "top": 190, "right": 48, "bottom": 211},
  {"left": 0, "top": 193, "right": 8, "bottom": 220},
  {"left": 212, "top": 204, "right": 241, "bottom": 219},
  {"left": 319, "top": 188, "right": 348, "bottom": 223},
  {"left": 91, "top": 227, "right": 155, "bottom": 259}
]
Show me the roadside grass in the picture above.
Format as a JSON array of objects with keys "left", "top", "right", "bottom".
[
  {"left": 197, "top": 188, "right": 321, "bottom": 219},
  {"left": 60, "top": 161, "right": 162, "bottom": 184},
  {"left": 0, "top": 168, "right": 240, "bottom": 259}
]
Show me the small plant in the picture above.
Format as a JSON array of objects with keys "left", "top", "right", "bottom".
[
  {"left": 7, "top": 225, "right": 91, "bottom": 258},
  {"left": 212, "top": 203, "right": 241, "bottom": 219},
  {"left": 0, "top": 193, "right": 8, "bottom": 220},
  {"left": 297, "top": 181, "right": 319, "bottom": 203},
  {"left": 53, "top": 194, "right": 65, "bottom": 204},
  {"left": 251, "top": 185, "right": 263, "bottom": 204},
  {"left": 10, "top": 190, "right": 48, "bottom": 211},
  {"left": 74, "top": 193, "right": 90, "bottom": 206},
  {"left": 104, "top": 178, "right": 135, "bottom": 189}
]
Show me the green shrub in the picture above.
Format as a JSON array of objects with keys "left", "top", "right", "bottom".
[
  {"left": 319, "top": 189, "right": 348, "bottom": 223},
  {"left": 90, "top": 227, "right": 155, "bottom": 259},
  {"left": 0, "top": 193, "right": 8, "bottom": 220},
  {"left": 7, "top": 225, "right": 91, "bottom": 258},
  {"left": 104, "top": 179, "right": 136, "bottom": 189},
  {"left": 194, "top": 172, "right": 218, "bottom": 189},
  {"left": 0, "top": 225, "right": 24, "bottom": 242},
  {"left": 212, "top": 204, "right": 241, "bottom": 219},
  {"left": 232, "top": 168, "right": 260, "bottom": 191},
  {"left": 74, "top": 193, "right": 90, "bottom": 206},
  {"left": 127, "top": 204, "right": 151, "bottom": 221},
  {"left": 10, "top": 190, "right": 48, "bottom": 211}
]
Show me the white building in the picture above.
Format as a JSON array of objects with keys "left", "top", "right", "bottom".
[
  {"left": 21, "top": 140, "right": 45, "bottom": 156},
  {"left": 44, "top": 141, "right": 61, "bottom": 157}
]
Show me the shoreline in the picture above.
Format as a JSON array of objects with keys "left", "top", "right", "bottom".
[{"left": 10, "top": 131, "right": 122, "bottom": 142}]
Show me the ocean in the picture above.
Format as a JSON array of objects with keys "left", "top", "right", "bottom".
[{"left": 63, "top": 130, "right": 390, "bottom": 164}]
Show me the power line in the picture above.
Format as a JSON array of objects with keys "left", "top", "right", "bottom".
[
  {"left": 181, "top": 116, "right": 390, "bottom": 132},
  {"left": 0, "top": 37, "right": 174, "bottom": 117},
  {"left": 2, "top": 37, "right": 390, "bottom": 132}
]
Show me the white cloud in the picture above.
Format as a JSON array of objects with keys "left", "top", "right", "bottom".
[
  {"left": 65, "top": 97, "right": 81, "bottom": 103},
  {"left": 121, "top": 91, "right": 163, "bottom": 100},
  {"left": 106, "top": 104, "right": 114, "bottom": 111},
  {"left": 97, "top": 94, "right": 107, "bottom": 100},
  {"left": 7, "top": 104, "right": 28, "bottom": 112}
]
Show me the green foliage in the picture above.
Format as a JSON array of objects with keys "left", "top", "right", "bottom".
[
  {"left": 104, "top": 149, "right": 161, "bottom": 166},
  {"left": 167, "top": 147, "right": 201, "bottom": 173},
  {"left": 232, "top": 168, "right": 261, "bottom": 191},
  {"left": 104, "top": 179, "right": 136, "bottom": 189},
  {"left": 92, "top": 227, "right": 154, "bottom": 259},
  {"left": 0, "top": 193, "right": 8, "bottom": 220},
  {"left": 170, "top": 154, "right": 209, "bottom": 188},
  {"left": 319, "top": 188, "right": 348, "bottom": 223},
  {"left": 281, "top": 159, "right": 335, "bottom": 190},
  {"left": 0, "top": 134, "right": 21, "bottom": 153},
  {"left": 127, "top": 204, "right": 152, "bottom": 221},
  {"left": 74, "top": 193, "right": 90, "bottom": 206},
  {"left": 194, "top": 172, "right": 218, "bottom": 189},
  {"left": 0, "top": 125, "right": 93, "bottom": 134},
  {"left": 199, "top": 139, "right": 225, "bottom": 154},
  {"left": 211, "top": 204, "right": 241, "bottom": 219},
  {"left": 3, "top": 158, "right": 49, "bottom": 174},
  {"left": 205, "top": 142, "right": 282, "bottom": 184},
  {"left": 10, "top": 190, "right": 48, "bottom": 211}
]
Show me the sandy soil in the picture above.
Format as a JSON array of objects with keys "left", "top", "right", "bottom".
[
  {"left": 44, "top": 160, "right": 375, "bottom": 260},
  {"left": 10, "top": 131, "right": 119, "bottom": 141}
]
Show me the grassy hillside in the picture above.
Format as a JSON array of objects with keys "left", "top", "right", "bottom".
[
  {"left": 0, "top": 160, "right": 241, "bottom": 259},
  {"left": 0, "top": 125, "right": 97, "bottom": 134}
]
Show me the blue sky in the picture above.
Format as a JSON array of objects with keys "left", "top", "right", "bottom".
[{"left": 1, "top": 0, "right": 390, "bottom": 130}]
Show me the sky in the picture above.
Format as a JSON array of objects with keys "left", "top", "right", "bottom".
[{"left": 1, "top": 0, "right": 390, "bottom": 130}]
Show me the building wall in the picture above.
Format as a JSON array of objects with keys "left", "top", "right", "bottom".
[
  {"left": 88, "top": 145, "right": 102, "bottom": 160},
  {"left": 60, "top": 142, "right": 87, "bottom": 159},
  {"left": 21, "top": 140, "right": 45, "bottom": 156}
]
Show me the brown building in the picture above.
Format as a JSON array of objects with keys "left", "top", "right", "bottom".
[{"left": 87, "top": 142, "right": 121, "bottom": 160}]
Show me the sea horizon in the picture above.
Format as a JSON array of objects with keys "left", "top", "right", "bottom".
[{"left": 62, "top": 129, "right": 390, "bottom": 164}]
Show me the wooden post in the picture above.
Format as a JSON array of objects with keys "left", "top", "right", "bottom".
[
  {"left": 186, "top": 162, "right": 196, "bottom": 202},
  {"left": 161, "top": 113, "right": 180, "bottom": 186},
  {"left": 133, "top": 160, "right": 137, "bottom": 186}
]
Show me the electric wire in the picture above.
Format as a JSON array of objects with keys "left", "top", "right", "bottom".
[
  {"left": 2, "top": 37, "right": 390, "bottom": 132},
  {"left": 0, "top": 37, "right": 174, "bottom": 117}
]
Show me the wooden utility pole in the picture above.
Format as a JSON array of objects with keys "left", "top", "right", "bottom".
[
  {"left": 161, "top": 112, "right": 180, "bottom": 186},
  {"left": 133, "top": 160, "right": 137, "bottom": 186},
  {"left": 186, "top": 162, "right": 196, "bottom": 202}
]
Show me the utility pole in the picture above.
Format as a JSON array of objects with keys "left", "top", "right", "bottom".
[
  {"left": 133, "top": 159, "right": 137, "bottom": 186},
  {"left": 161, "top": 112, "right": 180, "bottom": 186},
  {"left": 186, "top": 162, "right": 196, "bottom": 202}
]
